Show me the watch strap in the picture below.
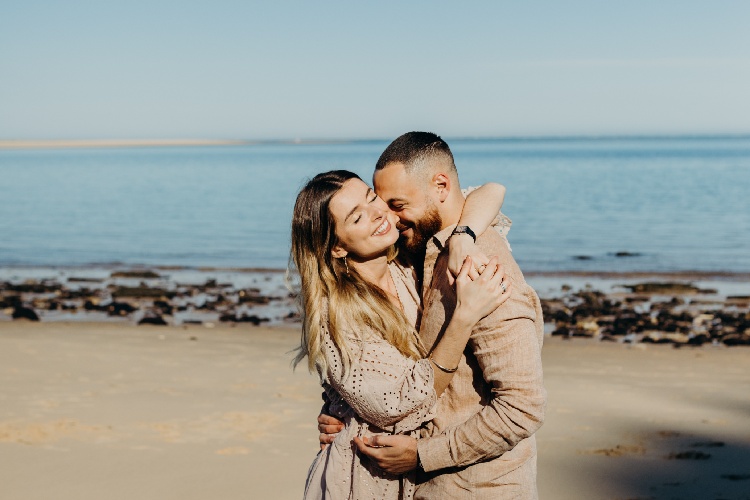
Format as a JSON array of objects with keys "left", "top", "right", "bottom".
[{"left": 452, "top": 225, "right": 477, "bottom": 243}]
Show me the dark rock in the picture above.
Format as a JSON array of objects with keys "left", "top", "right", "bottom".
[
  {"left": 690, "top": 441, "right": 725, "bottom": 448},
  {"left": 12, "top": 306, "right": 39, "bottom": 321},
  {"left": 621, "top": 282, "right": 701, "bottom": 295},
  {"left": 624, "top": 296, "right": 650, "bottom": 303},
  {"left": 283, "top": 311, "right": 301, "bottom": 322},
  {"left": 7, "top": 281, "right": 63, "bottom": 293},
  {"left": 111, "top": 270, "right": 161, "bottom": 279},
  {"left": 552, "top": 309, "right": 570, "bottom": 322},
  {"left": 687, "top": 334, "right": 710, "bottom": 346},
  {"left": 153, "top": 300, "right": 174, "bottom": 315},
  {"left": 138, "top": 314, "right": 168, "bottom": 326},
  {"left": 573, "top": 255, "right": 593, "bottom": 260},
  {"left": 666, "top": 451, "right": 711, "bottom": 460},
  {"left": 612, "top": 251, "right": 642, "bottom": 257},
  {"left": 551, "top": 326, "right": 571, "bottom": 337},
  {"left": 219, "top": 312, "right": 238, "bottom": 322},
  {"left": 111, "top": 286, "right": 175, "bottom": 299},
  {"left": 722, "top": 334, "right": 750, "bottom": 346},
  {"left": 107, "top": 301, "right": 137, "bottom": 316},
  {"left": 219, "top": 313, "right": 269, "bottom": 325},
  {"left": 238, "top": 289, "right": 271, "bottom": 305},
  {"left": 0, "top": 294, "right": 22, "bottom": 309},
  {"left": 720, "top": 474, "right": 750, "bottom": 481},
  {"left": 239, "top": 314, "right": 270, "bottom": 326},
  {"left": 612, "top": 313, "right": 640, "bottom": 335},
  {"left": 56, "top": 288, "right": 95, "bottom": 300},
  {"left": 200, "top": 280, "right": 231, "bottom": 290},
  {"left": 84, "top": 300, "right": 106, "bottom": 311}
]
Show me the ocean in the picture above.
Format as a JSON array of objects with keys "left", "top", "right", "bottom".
[{"left": 1, "top": 136, "right": 749, "bottom": 273}]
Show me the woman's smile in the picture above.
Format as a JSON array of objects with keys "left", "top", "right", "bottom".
[{"left": 372, "top": 218, "right": 391, "bottom": 236}]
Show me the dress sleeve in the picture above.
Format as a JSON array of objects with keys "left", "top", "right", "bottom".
[{"left": 320, "top": 323, "right": 437, "bottom": 433}]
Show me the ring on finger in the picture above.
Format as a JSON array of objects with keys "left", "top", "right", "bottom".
[{"left": 500, "top": 281, "right": 507, "bottom": 293}]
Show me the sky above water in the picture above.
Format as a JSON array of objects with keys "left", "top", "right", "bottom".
[{"left": 1, "top": 0, "right": 749, "bottom": 140}]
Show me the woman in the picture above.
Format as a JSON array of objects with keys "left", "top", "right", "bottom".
[{"left": 290, "top": 170, "right": 511, "bottom": 499}]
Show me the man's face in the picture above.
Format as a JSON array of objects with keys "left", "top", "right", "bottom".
[{"left": 372, "top": 162, "right": 443, "bottom": 255}]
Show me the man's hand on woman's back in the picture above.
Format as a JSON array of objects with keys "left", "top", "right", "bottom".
[{"left": 318, "top": 413, "right": 344, "bottom": 450}]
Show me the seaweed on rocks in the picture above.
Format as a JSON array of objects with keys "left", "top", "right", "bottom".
[
  {"left": 621, "top": 282, "right": 702, "bottom": 294},
  {"left": 111, "top": 286, "right": 176, "bottom": 299},
  {"left": 111, "top": 270, "right": 161, "bottom": 279}
]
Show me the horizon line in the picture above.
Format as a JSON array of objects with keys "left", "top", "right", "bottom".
[{"left": 2, "top": 133, "right": 750, "bottom": 151}]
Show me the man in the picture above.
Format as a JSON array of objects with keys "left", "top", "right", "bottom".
[{"left": 320, "top": 132, "right": 546, "bottom": 498}]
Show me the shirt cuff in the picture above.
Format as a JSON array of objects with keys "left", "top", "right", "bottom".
[{"left": 417, "top": 433, "right": 454, "bottom": 472}]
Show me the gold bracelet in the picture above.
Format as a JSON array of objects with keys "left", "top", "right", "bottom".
[{"left": 430, "top": 356, "right": 458, "bottom": 373}]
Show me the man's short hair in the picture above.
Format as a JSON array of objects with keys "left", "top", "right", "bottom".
[{"left": 375, "top": 131, "right": 456, "bottom": 175}]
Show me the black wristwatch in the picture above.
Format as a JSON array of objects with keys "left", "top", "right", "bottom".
[{"left": 452, "top": 225, "right": 477, "bottom": 243}]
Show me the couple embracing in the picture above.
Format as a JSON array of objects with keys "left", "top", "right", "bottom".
[{"left": 290, "top": 132, "right": 546, "bottom": 499}]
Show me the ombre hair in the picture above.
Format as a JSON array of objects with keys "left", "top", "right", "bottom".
[{"left": 289, "top": 170, "right": 424, "bottom": 378}]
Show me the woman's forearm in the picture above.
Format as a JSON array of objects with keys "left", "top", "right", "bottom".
[
  {"left": 428, "top": 309, "right": 475, "bottom": 395},
  {"left": 458, "top": 182, "right": 506, "bottom": 235}
]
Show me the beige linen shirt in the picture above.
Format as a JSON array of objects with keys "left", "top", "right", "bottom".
[{"left": 415, "top": 224, "right": 546, "bottom": 498}]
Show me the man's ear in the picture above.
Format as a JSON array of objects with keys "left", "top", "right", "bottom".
[
  {"left": 331, "top": 244, "right": 348, "bottom": 259},
  {"left": 432, "top": 173, "right": 451, "bottom": 203}
]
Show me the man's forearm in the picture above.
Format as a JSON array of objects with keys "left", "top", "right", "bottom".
[
  {"left": 417, "top": 390, "right": 545, "bottom": 471},
  {"left": 418, "top": 316, "right": 546, "bottom": 472}
]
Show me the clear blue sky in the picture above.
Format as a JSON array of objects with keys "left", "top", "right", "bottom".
[{"left": 1, "top": 1, "right": 748, "bottom": 139}]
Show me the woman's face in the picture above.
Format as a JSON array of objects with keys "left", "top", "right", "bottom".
[{"left": 329, "top": 178, "right": 400, "bottom": 260}]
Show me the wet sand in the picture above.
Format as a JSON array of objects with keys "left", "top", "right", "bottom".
[{"left": 1, "top": 322, "right": 748, "bottom": 499}]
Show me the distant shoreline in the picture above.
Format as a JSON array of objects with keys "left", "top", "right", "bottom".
[
  {"left": 0, "top": 138, "right": 362, "bottom": 150},
  {"left": 2, "top": 134, "right": 749, "bottom": 151}
]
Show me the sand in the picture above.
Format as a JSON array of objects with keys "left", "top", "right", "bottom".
[{"left": 1, "top": 322, "right": 748, "bottom": 500}]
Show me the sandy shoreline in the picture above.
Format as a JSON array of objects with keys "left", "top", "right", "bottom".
[
  {"left": 0, "top": 139, "right": 251, "bottom": 150},
  {"left": 0, "top": 321, "right": 748, "bottom": 500}
]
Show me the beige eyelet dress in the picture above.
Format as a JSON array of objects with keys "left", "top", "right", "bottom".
[{"left": 303, "top": 260, "right": 433, "bottom": 500}]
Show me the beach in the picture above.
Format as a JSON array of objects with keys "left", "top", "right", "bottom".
[
  {"left": 2, "top": 134, "right": 749, "bottom": 498},
  {"left": 1, "top": 320, "right": 748, "bottom": 500}
]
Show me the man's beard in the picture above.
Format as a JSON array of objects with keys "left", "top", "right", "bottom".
[{"left": 398, "top": 203, "right": 443, "bottom": 256}]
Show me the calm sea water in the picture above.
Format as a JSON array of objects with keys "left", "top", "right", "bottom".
[{"left": 1, "top": 136, "right": 749, "bottom": 273}]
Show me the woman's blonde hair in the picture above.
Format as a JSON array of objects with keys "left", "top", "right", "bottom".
[{"left": 289, "top": 170, "right": 424, "bottom": 378}]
